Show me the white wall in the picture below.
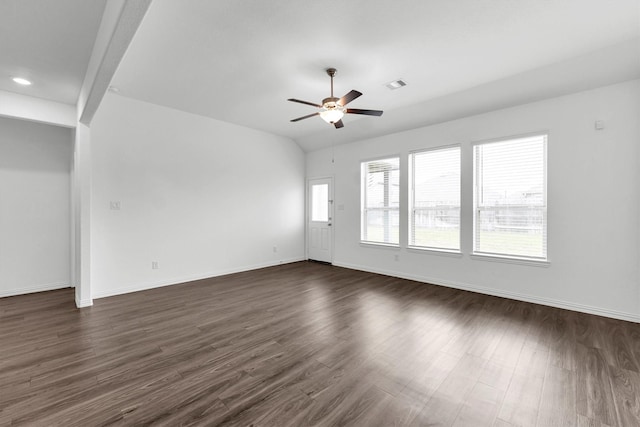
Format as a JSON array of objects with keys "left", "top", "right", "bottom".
[
  {"left": 90, "top": 93, "right": 305, "bottom": 298},
  {"left": 0, "top": 117, "right": 72, "bottom": 297},
  {"left": 307, "top": 79, "right": 640, "bottom": 322}
]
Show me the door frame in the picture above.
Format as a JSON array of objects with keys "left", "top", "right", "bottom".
[{"left": 306, "top": 175, "right": 334, "bottom": 263}]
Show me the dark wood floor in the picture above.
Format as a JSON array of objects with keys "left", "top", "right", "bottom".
[{"left": 1, "top": 262, "right": 639, "bottom": 426}]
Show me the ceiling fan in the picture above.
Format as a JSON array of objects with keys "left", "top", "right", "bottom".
[{"left": 288, "top": 68, "right": 383, "bottom": 129}]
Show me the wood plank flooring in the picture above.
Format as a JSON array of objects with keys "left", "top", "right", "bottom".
[{"left": 1, "top": 261, "right": 639, "bottom": 426}]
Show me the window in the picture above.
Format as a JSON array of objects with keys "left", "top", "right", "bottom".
[
  {"left": 474, "top": 134, "right": 547, "bottom": 260},
  {"left": 311, "top": 183, "right": 329, "bottom": 221},
  {"left": 409, "top": 146, "right": 460, "bottom": 251},
  {"left": 361, "top": 157, "right": 400, "bottom": 245}
]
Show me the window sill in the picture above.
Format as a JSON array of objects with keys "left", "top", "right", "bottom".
[
  {"left": 470, "top": 253, "right": 550, "bottom": 267},
  {"left": 407, "top": 246, "right": 462, "bottom": 258},
  {"left": 360, "top": 241, "right": 400, "bottom": 250}
]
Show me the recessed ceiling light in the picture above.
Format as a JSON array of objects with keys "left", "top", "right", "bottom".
[
  {"left": 385, "top": 79, "right": 407, "bottom": 90},
  {"left": 12, "top": 77, "right": 32, "bottom": 86}
]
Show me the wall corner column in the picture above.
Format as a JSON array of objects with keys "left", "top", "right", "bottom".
[{"left": 73, "top": 123, "right": 92, "bottom": 308}]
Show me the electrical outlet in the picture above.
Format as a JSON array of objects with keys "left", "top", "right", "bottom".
[
  {"left": 394, "top": 254, "right": 399, "bottom": 262},
  {"left": 273, "top": 246, "right": 278, "bottom": 253},
  {"left": 151, "top": 261, "right": 159, "bottom": 270},
  {"left": 110, "top": 201, "right": 121, "bottom": 210}
]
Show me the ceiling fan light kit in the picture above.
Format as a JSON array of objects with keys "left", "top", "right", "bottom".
[
  {"left": 319, "top": 101, "right": 345, "bottom": 124},
  {"left": 288, "top": 68, "right": 383, "bottom": 129}
]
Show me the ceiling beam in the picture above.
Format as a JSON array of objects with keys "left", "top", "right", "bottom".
[
  {"left": 78, "top": 0, "right": 152, "bottom": 125},
  {"left": 0, "top": 90, "right": 76, "bottom": 128}
]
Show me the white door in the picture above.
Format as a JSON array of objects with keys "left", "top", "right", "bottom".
[{"left": 307, "top": 177, "right": 333, "bottom": 263}]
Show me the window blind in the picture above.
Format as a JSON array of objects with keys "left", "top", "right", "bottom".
[
  {"left": 410, "top": 146, "right": 460, "bottom": 250},
  {"left": 474, "top": 135, "right": 547, "bottom": 259},
  {"left": 361, "top": 157, "right": 400, "bottom": 245}
]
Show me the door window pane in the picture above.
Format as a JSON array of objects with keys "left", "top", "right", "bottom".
[{"left": 311, "top": 184, "right": 329, "bottom": 221}]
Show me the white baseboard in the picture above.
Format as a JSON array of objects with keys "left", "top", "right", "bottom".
[
  {"left": 0, "top": 282, "right": 70, "bottom": 299},
  {"left": 75, "top": 295, "right": 93, "bottom": 308},
  {"left": 92, "top": 257, "right": 306, "bottom": 300},
  {"left": 333, "top": 261, "right": 640, "bottom": 324}
]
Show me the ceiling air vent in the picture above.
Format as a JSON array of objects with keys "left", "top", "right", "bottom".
[{"left": 385, "top": 79, "right": 407, "bottom": 90}]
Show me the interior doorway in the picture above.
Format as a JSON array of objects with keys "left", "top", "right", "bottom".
[{"left": 0, "top": 117, "right": 73, "bottom": 298}]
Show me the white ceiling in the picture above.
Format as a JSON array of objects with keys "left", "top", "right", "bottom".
[
  {"left": 0, "top": 0, "right": 107, "bottom": 105},
  {"left": 110, "top": 0, "right": 640, "bottom": 151},
  {"left": 2, "top": 1, "right": 639, "bottom": 152}
]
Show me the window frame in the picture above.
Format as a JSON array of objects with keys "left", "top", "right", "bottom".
[
  {"left": 408, "top": 144, "right": 461, "bottom": 253},
  {"left": 360, "top": 156, "right": 401, "bottom": 247},
  {"left": 472, "top": 133, "right": 548, "bottom": 262}
]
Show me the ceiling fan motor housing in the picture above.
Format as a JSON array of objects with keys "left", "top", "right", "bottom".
[{"left": 322, "top": 97, "right": 341, "bottom": 107}]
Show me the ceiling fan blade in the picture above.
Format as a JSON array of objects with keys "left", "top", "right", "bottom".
[
  {"left": 288, "top": 98, "right": 322, "bottom": 108},
  {"left": 346, "top": 108, "right": 383, "bottom": 116},
  {"left": 338, "top": 90, "right": 362, "bottom": 106},
  {"left": 334, "top": 119, "right": 344, "bottom": 129},
  {"left": 290, "top": 112, "right": 320, "bottom": 122}
]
